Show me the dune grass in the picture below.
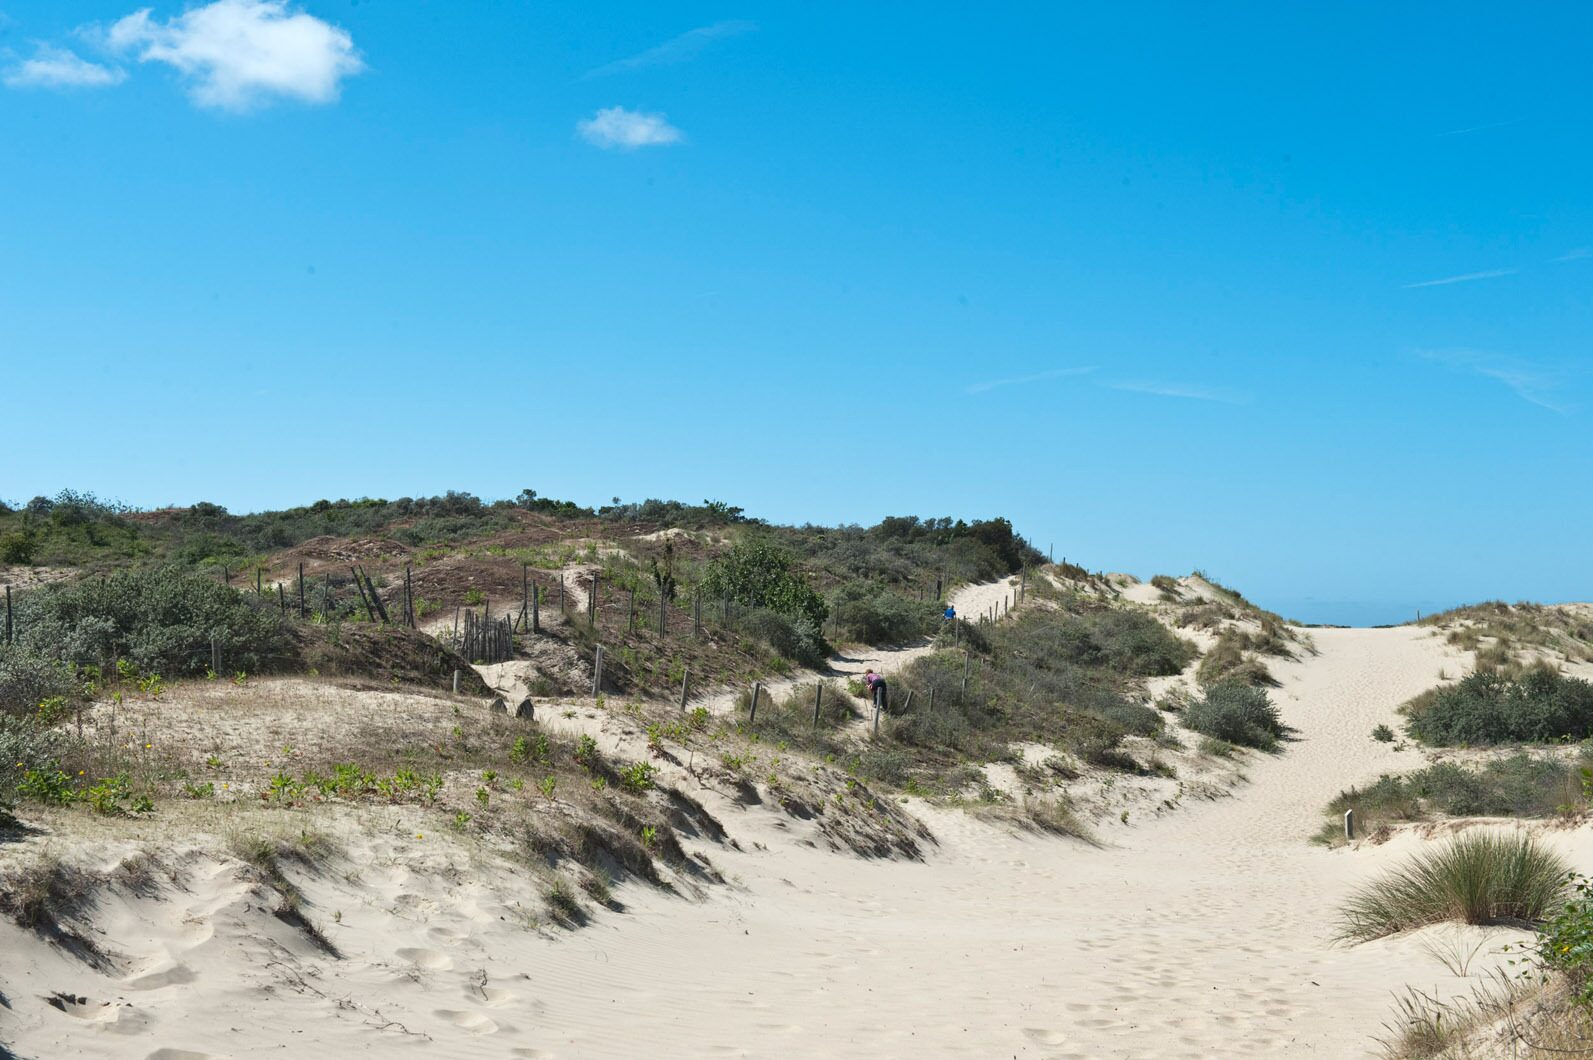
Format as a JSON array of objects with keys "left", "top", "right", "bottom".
[{"left": 1338, "top": 832, "right": 1571, "bottom": 942}]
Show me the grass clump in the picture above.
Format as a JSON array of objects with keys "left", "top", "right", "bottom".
[
  {"left": 1182, "top": 681, "right": 1283, "bottom": 751},
  {"left": 1196, "top": 628, "right": 1277, "bottom": 687},
  {"left": 1405, "top": 666, "right": 1593, "bottom": 746},
  {"left": 1338, "top": 831, "right": 1571, "bottom": 942}
]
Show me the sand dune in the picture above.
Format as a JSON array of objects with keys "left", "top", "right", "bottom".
[{"left": 5, "top": 604, "right": 1591, "bottom": 1058}]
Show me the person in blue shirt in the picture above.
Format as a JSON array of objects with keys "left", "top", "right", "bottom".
[{"left": 943, "top": 605, "right": 956, "bottom": 622}]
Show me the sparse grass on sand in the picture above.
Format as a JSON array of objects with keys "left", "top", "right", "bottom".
[{"left": 1338, "top": 832, "right": 1570, "bottom": 942}]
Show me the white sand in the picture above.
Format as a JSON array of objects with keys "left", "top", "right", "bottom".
[{"left": 5, "top": 611, "right": 1591, "bottom": 1058}]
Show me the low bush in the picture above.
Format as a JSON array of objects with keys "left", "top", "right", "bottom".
[
  {"left": 1196, "top": 628, "right": 1277, "bottom": 687},
  {"left": 0, "top": 648, "right": 77, "bottom": 718},
  {"left": 1539, "top": 874, "right": 1593, "bottom": 1006},
  {"left": 1405, "top": 667, "right": 1593, "bottom": 745},
  {"left": 1182, "top": 681, "right": 1284, "bottom": 750},
  {"left": 0, "top": 715, "right": 69, "bottom": 818},
  {"left": 828, "top": 583, "right": 935, "bottom": 645},
  {"left": 1338, "top": 831, "right": 1570, "bottom": 941},
  {"left": 1326, "top": 752, "right": 1593, "bottom": 840},
  {"left": 12, "top": 568, "right": 286, "bottom": 679}
]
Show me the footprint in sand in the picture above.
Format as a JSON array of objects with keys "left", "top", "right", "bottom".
[
  {"left": 433, "top": 1009, "right": 499, "bottom": 1034},
  {"left": 1023, "top": 1028, "right": 1069, "bottom": 1045},
  {"left": 475, "top": 987, "right": 520, "bottom": 1007},
  {"left": 125, "top": 963, "right": 199, "bottom": 991},
  {"left": 397, "top": 947, "right": 453, "bottom": 970},
  {"left": 507, "top": 1049, "right": 553, "bottom": 1059},
  {"left": 145, "top": 1051, "right": 219, "bottom": 1060}
]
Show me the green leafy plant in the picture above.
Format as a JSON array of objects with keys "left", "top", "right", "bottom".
[
  {"left": 618, "top": 761, "right": 656, "bottom": 793},
  {"left": 1537, "top": 874, "right": 1593, "bottom": 1006},
  {"left": 1372, "top": 723, "right": 1396, "bottom": 743}
]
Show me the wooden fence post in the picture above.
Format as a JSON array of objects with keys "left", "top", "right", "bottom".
[
  {"left": 277, "top": 584, "right": 285, "bottom": 615},
  {"left": 961, "top": 650, "right": 971, "bottom": 696},
  {"left": 628, "top": 589, "right": 636, "bottom": 633},
  {"left": 749, "top": 681, "right": 761, "bottom": 723},
  {"left": 588, "top": 572, "right": 599, "bottom": 624},
  {"left": 559, "top": 574, "right": 565, "bottom": 612},
  {"left": 211, "top": 637, "right": 220, "bottom": 674},
  {"left": 592, "top": 645, "right": 604, "bottom": 697},
  {"left": 3, "top": 584, "right": 10, "bottom": 645},
  {"left": 453, "top": 669, "right": 460, "bottom": 694},
  {"left": 531, "top": 584, "right": 540, "bottom": 633},
  {"left": 1344, "top": 809, "right": 1355, "bottom": 841},
  {"left": 812, "top": 682, "right": 823, "bottom": 727},
  {"left": 901, "top": 690, "right": 914, "bottom": 713},
  {"left": 405, "top": 563, "right": 415, "bottom": 627},
  {"left": 680, "top": 667, "right": 690, "bottom": 712},
  {"left": 928, "top": 686, "right": 936, "bottom": 715}
]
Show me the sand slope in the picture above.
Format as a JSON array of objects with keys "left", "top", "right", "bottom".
[{"left": 6, "top": 616, "right": 1591, "bottom": 1058}]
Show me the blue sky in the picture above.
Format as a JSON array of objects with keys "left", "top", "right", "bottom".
[{"left": 2, "top": 2, "right": 1591, "bottom": 624}]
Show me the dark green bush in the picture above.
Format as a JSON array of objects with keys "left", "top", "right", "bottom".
[
  {"left": 731, "top": 607, "right": 827, "bottom": 668},
  {"left": 0, "top": 714, "right": 69, "bottom": 817},
  {"left": 829, "top": 583, "right": 936, "bottom": 645},
  {"left": 1182, "top": 681, "right": 1284, "bottom": 750},
  {"left": 1407, "top": 667, "right": 1593, "bottom": 745},
  {"left": 12, "top": 568, "right": 286, "bottom": 678},
  {"left": 0, "top": 649, "right": 77, "bottom": 717},
  {"left": 700, "top": 540, "right": 828, "bottom": 631}
]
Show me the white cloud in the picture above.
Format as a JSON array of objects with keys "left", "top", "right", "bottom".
[
  {"left": 966, "top": 366, "right": 1095, "bottom": 395},
  {"left": 578, "top": 106, "right": 683, "bottom": 150},
  {"left": 1105, "top": 380, "right": 1250, "bottom": 404},
  {"left": 106, "top": 0, "right": 362, "bottom": 110},
  {"left": 583, "top": 20, "right": 756, "bottom": 79},
  {"left": 1415, "top": 349, "right": 1569, "bottom": 414},
  {"left": 1400, "top": 268, "right": 1517, "bottom": 289},
  {"left": 4, "top": 44, "right": 126, "bottom": 89}
]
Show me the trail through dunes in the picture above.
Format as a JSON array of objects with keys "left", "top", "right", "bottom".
[{"left": 9, "top": 615, "right": 1592, "bottom": 1058}]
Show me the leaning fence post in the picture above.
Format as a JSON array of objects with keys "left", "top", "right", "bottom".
[
  {"left": 1344, "top": 809, "right": 1355, "bottom": 841},
  {"left": 812, "top": 682, "right": 823, "bottom": 727},
  {"left": 592, "top": 645, "right": 604, "bottom": 697},
  {"left": 749, "top": 681, "right": 761, "bottom": 723},
  {"left": 588, "top": 572, "right": 599, "bottom": 624},
  {"left": 928, "top": 686, "right": 936, "bottom": 715},
  {"left": 679, "top": 667, "right": 690, "bottom": 712}
]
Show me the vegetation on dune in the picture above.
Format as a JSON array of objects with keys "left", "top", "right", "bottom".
[
  {"left": 1421, "top": 600, "right": 1593, "bottom": 667},
  {"left": 1322, "top": 750, "right": 1593, "bottom": 842},
  {"left": 1181, "top": 680, "right": 1285, "bottom": 751},
  {"left": 1338, "top": 831, "right": 1570, "bottom": 942},
  {"left": 1404, "top": 667, "right": 1593, "bottom": 746},
  {"left": 853, "top": 601, "right": 1191, "bottom": 794},
  {"left": 1195, "top": 627, "right": 1280, "bottom": 688}
]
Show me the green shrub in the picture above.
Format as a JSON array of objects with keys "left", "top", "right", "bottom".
[
  {"left": 1338, "top": 832, "right": 1571, "bottom": 941},
  {"left": 0, "top": 715, "right": 70, "bottom": 816},
  {"left": 1196, "top": 628, "right": 1277, "bottom": 687},
  {"left": 828, "top": 583, "right": 934, "bottom": 645},
  {"left": 1182, "top": 681, "right": 1283, "bottom": 750},
  {"left": 0, "top": 648, "right": 77, "bottom": 718},
  {"left": 700, "top": 540, "right": 827, "bottom": 631},
  {"left": 1406, "top": 667, "right": 1593, "bottom": 745},
  {"left": 11, "top": 568, "right": 286, "bottom": 679},
  {"left": 1372, "top": 723, "right": 1395, "bottom": 743},
  {"left": 1327, "top": 752, "right": 1587, "bottom": 827},
  {"left": 1539, "top": 874, "right": 1593, "bottom": 1006},
  {"left": 731, "top": 607, "right": 827, "bottom": 668}
]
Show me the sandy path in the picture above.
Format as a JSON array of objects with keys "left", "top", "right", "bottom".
[{"left": 328, "top": 624, "right": 1505, "bottom": 1060}]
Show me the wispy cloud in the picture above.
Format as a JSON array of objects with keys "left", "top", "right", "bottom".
[
  {"left": 104, "top": 0, "right": 363, "bottom": 110},
  {"left": 3, "top": 44, "right": 126, "bottom": 88},
  {"left": 1415, "top": 349, "right": 1569, "bottom": 414},
  {"left": 1434, "top": 117, "right": 1526, "bottom": 138},
  {"left": 965, "top": 366, "right": 1094, "bottom": 395},
  {"left": 1400, "top": 268, "right": 1518, "bottom": 289},
  {"left": 583, "top": 20, "right": 755, "bottom": 79},
  {"left": 577, "top": 106, "right": 683, "bottom": 150},
  {"left": 1105, "top": 380, "right": 1249, "bottom": 404},
  {"left": 1553, "top": 247, "right": 1591, "bottom": 263}
]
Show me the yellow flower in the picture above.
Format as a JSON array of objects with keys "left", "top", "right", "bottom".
[
  {"left": 416, "top": 833, "right": 424, "bottom": 839},
  {"left": 144, "top": 743, "right": 152, "bottom": 750}
]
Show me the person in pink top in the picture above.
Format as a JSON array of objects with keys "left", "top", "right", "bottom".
[{"left": 863, "top": 669, "right": 888, "bottom": 713}]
